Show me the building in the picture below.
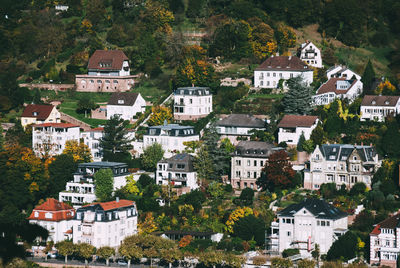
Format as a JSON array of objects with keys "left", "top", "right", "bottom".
[
  {"left": 277, "top": 115, "right": 319, "bottom": 145},
  {"left": 107, "top": 92, "right": 146, "bottom": 121},
  {"left": 268, "top": 198, "right": 348, "bottom": 256},
  {"left": 28, "top": 198, "right": 75, "bottom": 243},
  {"left": 370, "top": 213, "right": 400, "bottom": 267},
  {"left": 21, "top": 104, "right": 60, "bottom": 129},
  {"left": 173, "top": 87, "right": 212, "bottom": 121},
  {"left": 59, "top": 162, "right": 130, "bottom": 206},
  {"left": 80, "top": 127, "right": 104, "bottom": 162},
  {"left": 254, "top": 55, "right": 313, "bottom": 89},
  {"left": 156, "top": 153, "right": 198, "bottom": 193},
  {"left": 360, "top": 95, "right": 400, "bottom": 122},
  {"left": 230, "top": 141, "right": 277, "bottom": 190},
  {"left": 215, "top": 114, "right": 266, "bottom": 143},
  {"left": 32, "top": 123, "right": 80, "bottom": 157},
  {"left": 304, "top": 144, "right": 381, "bottom": 190},
  {"left": 72, "top": 199, "right": 137, "bottom": 248},
  {"left": 298, "top": 41, "right": 323, "bottom": 68},
  {"left": 326, "top": 65, "right": 361, "bottom": 80},
  {"left": 75, "top": 50, "right": 137, "bottom": 92},
  {"left": 312, "top": 78, "right": 363, "bottom": 105},
  {"left": 143, "top": 123, "right": 199, "bottom": 158}
]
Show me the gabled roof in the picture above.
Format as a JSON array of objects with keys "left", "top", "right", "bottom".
[
  {"left": 108, "top": 92, "right": 140, "bottom": 106},
  {"left": 234, "top": 141, "right": 276, "bottom": 157},
  {"left": 255, "top": 56, "right": 311, "bottom": 72},
  {"left": 21, "top": 104, "right": 55, "bottom": 120},
  {"left": 319, "top": 144, "right": 378, "bottom": 162},
  {"left": 278, "top": 115, "right": 318, "bottom": 128},
  {"left": 370, "top": 213, "right": 400, "bottom": 235},
  {"left": 83, "top": 199, "right": 135, "bottom": 211},
  {"left": 316, "top": 78, "right": 357, "bottom": 95},
  {"left": 27, "top": 198, "right": 75, "bottom": 222},
  {"left": 278, "top": 198, "right": 347, "bottom": 220},
  {"left": 33, "top": 198, "right": 73, "bottom": 211},
  {"left": 159, "top": 153, "right": 195, "bottom": 172},
  {"left": 32, "top": 123, "right": 79, "bottom": 128},
  {"left": 216, "top": 114, "right": 266, "bottom": 128},
  {"left": 88, "top": 50, "right": 128, "bottom": 71},
  {"left": 361, "top": 95, "right": 400, "bottom": 107}
]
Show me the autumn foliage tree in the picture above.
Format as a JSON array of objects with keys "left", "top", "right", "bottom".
[
  {"left": 62, "top": 140, "right": 92, "bottom": 163},
  {"left": 257, "top": 150, "right": 296, "bottom": 191},
  {"left": 147, "top": 106, "right": 173, "bottom": 126}
]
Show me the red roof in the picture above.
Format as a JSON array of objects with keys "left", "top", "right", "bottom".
[
  {"left": 316, "top": 78, "right": 357, "bottom": 95},
  {"left": 27, "top": 198, "right": 75, "bottom": 222},
  {"left": 255, "top": 56, "right": 311, "bottom": 71},
  {"left": 88, "top": 50, "right": 128, "bottom": 71},
  {"left": 361, "top": 95, "right": 400, "bottom": 107},
  {"left": 21, "top": 104, "right": 55, "bottom": 120},
  {"left": 32, "top": 123, "right": 79, "bottom": 128},
  {"left": 370, "top": 224, "right": 381, "bottom": 235},
  {"left": 84, "top": 199, "right": 135, "bottom": 211},
  {"left": 278, "top": 115, "right": 319, "bottom": 128},
  {"left": 87, "top": 127, "right": 104, "bottom": 132}
]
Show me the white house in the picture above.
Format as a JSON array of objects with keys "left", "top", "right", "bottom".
[
  {"left": 107, "top": 92, "right": 146, "bottom": 121},
  {"left": 312, "top": 78, "right": 363, "bottom": 105},
  {"left": 80, "top": 127, "right": 104, "bottom": 162},
  {"left": 298, "top": 41, "right": 323, "bottom": 68},
  {"left": 59, "top": 162, "right": 130, "bottom": 206},
  {"left": 370, "top": 213, "right": 400, "bottom": 267},
  {"left": 72, "top": 199, "right": 137, "bottom": 248},
  {"left": 360, "top": 95, "right": 400, "bottom": 122},
  {"left": 277, "top": 115, "right": 319, "bottom": 145},
  {"left": 268, "top": 198, "right": 348, "bottom": 256},
  {"left": 303, "top": 144, "right": 381, "bottom": 190},
  {"left": 28, "top": 198, "right": 75, "bottom": 243},
  {"left": 173, "top": 87, "right": 212, "bottom": 121},
  {"left": 254, "top": 55, "right": 313, "bottom": 89},
  {"left": 21, "top": 104, "right": 60, "bottom": 129},
  {"left": 326, "top": 65, "right": 361, "bottom": 80},
  {"left": 143, "top": 123, "right": 199, "bottom": 158},
  {"left": 230, "top": 141, "right": 277, "bottom": 190},
  {"left": 215, "top": 114, "right": 266, "bottom": 144},
  {"left": 156, "top": 153, "right": 198, "bottom": 194},
  {"left": 75, "top": 50, "right": 137, "bottom": 92},
  {"left": 32, "top": 123, "right": 80, "bottom": 157}
]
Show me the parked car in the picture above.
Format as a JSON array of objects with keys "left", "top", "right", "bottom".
[
  {"left": 47, "top": 252, "right": 58, "bottom": 259},
  {"left": 117, "top": 259, "right": 128, "bottom": 266}
]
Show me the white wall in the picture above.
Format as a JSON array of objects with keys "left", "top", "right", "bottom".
[
  {"left": 360, "top": 103, "right": 400, "bottom": 122},
  {"left": 143, "top": 135, "right": 199, "bottom": 158},
  {"left": 29, "top": 219, "right": 73, "bottom": 243},
  {"left": 156, "top": 162, "right": 199, "bottom": 190},
  {"left": 300, "top": 42, "right": 323, "bottom": 68},
  {"left": 174, "top": 94, "right": 212, "bottom": 117},
  {"left": 33, "top": 126, "right": 80, "bottom": 157},
  {"left": 107, "top": 94, "right": 146, "bottom": 121},
  {"left": 254, "top": 71, "right": 313, "bottom": 89},
  {"left": 278, "top": 124, "right": 318, "bottom": 145}
]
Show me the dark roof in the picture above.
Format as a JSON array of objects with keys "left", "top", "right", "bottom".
[
  {"left": 278, "top": 115, "right": 319, "bottom": 128},
  {"left": 255, "top": 56, "right": 311, "bottom": 72},
  {"left": 21, "top": 104, "right": 55, "bottom": 120},
  {"left": 234, "top": 141, "right": 276, "bottom": 157},
  {"left": 216, "top": 114, "right": 266, "bottom": 128},
  {"left": 174, "top": 87, "right": 211, "bottom": 96},
  {"left": 108, "top": 92, "right": 139, "bottom": 106},
  {"left": 319, "top": 144, "right": 377, "bottom": 162},
  {"left": 371, "top": 213, "right": 400, "bottom": 235},
  {"left": 278, "top": 198, "right": 347, "bottom": 220},
  {"left": 88, "top": 50, "right": 128, "bottom": 71},
  {"left": 361, "top": 95, "right": 400, "bottom": 107},
  {"left": 159, "top": 153, "right": 195, "bottom": 172},
  {"left": 146, "top": 124, "right": 197, "bottom": 137},
  {"left": 316, "top": 78, "right": 357, "bottom": 95}
]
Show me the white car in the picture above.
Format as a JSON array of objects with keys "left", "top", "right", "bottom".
[{"left": 117, "top": 259, "right": 128, "bottom": 266}]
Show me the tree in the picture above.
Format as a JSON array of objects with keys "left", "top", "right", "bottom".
[
  {"left": 55, "top": 241, "right": 76, "bottom": 264},
  {"left": 97, "top": 246, "right": 115, "bottom": 266},
  {"left": 298, "top": 259, "right": 316, "bottom": 268},
  {"left": 237, "top": 187, "right": 254, "bottom": 206},
  {"left": 297, "top": 132, "right": 306, "bottom": 152},
  {"left": 282, "top": 76, "right": 313, "bottom": 115},
  {"left": 85, "top": 0, "right": 106, "bottom": 27},
  {"left": 257, "top": 150, "right": 296, "bottom": 191},
  {"left": 233, "top": 214, "right": 265, "bottom": 246},
  {"left": 361, "top": 59, "right": 376, "bottom": 95},
  {"left": 99, "top": 115, "right": 133, "bottom": 161},
  {"left": 302, "top": 139, "right": 315, "bottom": 154},
  {"left": 48, "top": 154, "right": 77, "bottom": 197},
  {"left": 44, "top": 241, "right": 54, "bottom": 261},
  {"left": 310, "top": 123, "right": 327, "bottom": 146},
  {"left": 194, "top": 145, "right": 215, "bottom": 185},
  {"left": 119, "top": 237, "right": 143, "bottom": 268},
  {"left": 141, "top": 143, "right": 164, "bottom": 171},
  {"left": 327, "top": 231, "right": 358, "bottom": 261},
  {"left": 138, "top": 174, "right": 154, "bottom": 188},
  {"left": 147, "top": 106, "right": 173, "bottom": 126},
  {"left": 62, "top": 140, "right": 92, "bottom": 163},
  {"left": 160, "top": 248, "right": 182, "bottom": 268},
  {"left": 94, "top": 168, "right": 114, "bottom": 202},
  {"left": 312, "top": 244, "right": 320, "bottom": 265},
  {"left": 125, "top": 175, "right": 141, "bottom": 196},
  {"left": 77, "top": 95, "right": 98, "bottom": 117},
  {"left": 198, "top": 251, "right": 224, "bottom": 268},
  {"left": 381, "top": 118, "right": 400, "bottom": 158},
  {"left": 270, "top": 257, "right": 292, "bottom": 268},
  {"left": 77, "top": 243, "right": 95, "bottom": 266}
]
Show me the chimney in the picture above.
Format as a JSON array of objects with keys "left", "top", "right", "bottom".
[{"left": 116, "top": 197, "right": 119, "bottom": 203}]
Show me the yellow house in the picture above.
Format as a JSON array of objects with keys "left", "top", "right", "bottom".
[{"left": 21, "top": 104, "right": 60, "bottom": 129}]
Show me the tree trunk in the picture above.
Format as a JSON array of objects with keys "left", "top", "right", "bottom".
[
  {"left": 85, "top": 259, "right": 88, "bottom": 267},
  {"left": 128, "top": 259, "right": 131, "bottom": 268},
  {"left": 45, "top": 254, "right": 48, "bottom": 261},
  {"left": 106, "top": 258, "right": 110, "bottom": 266},
  {"left": 65, "top": 255, "right": 68, "bottom": 263},
  {"left": 169, "top": 262, "right": 172, "bottom": 268}
]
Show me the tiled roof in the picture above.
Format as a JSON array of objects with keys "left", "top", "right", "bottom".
[
  {"left": 255, "top": 56, "right": 311, "bottom": 71},
  {"left": 377, "top": 213, "right": 400, "bottom": 229},
  {"left": 278, "top": 115, "right": 318, "bottom": 128},
  {"left": 83, "top": 199, "right": 135, "bottom": 211},
  {"left": 21, "top": 104, "right": 55, "bottom": 120},
  {"left": 88, "top": 50, "right": 128, "bottom": 71},
  {"left": 361, "top": 95, "right": 400, "bottom": 107},
  {"left": 278, "top": 198, "right": 347, "bottom": 220},
  {"left": 32, "top": 123, "right": 79, "bottom": 128},
  {"left": 316, "top": 78, "right": 357, "bottom": 95},
  {"left": 108, "top": 92, "right": 139, "bottom": 106},
  {"left": 319, "top": 144, "right": 378, "bottom": 162},
  {"left": 370, "top": 225, "right": 380, "bottom": 235},
  {"left": 216, "top": 114, "right": 266, "bottom": 128},
  {"left": 234, "top": 141, "right": 276, "bottom": 157},
  {"left": 27, "top": 198, "right": 75, "bottom": 222}
]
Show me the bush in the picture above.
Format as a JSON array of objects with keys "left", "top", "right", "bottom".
[{"left": 282, "top": 248, "right": 299, "bottom": 258}]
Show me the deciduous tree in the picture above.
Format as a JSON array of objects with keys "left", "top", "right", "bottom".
[
  {"left": 62, "top": 140, "right": 92, "bottom": 163},
  {"left": 97, "top": 246, "right": 115, "bottom": 266},
  {"left": 48, "top": 154, "right": 77, "bottom": 198},
  {"left": 147, "top": 106, "right": 173, "bottom": 126},
  {"left": 94, "top": 168, "right": 114, "bottom": 202},
  {"left": 55, "top": 241, "right": 76, "bottom": 264},
  {"left": 77, "top": 243, "right": 95, "bottom": 266},
  {"left": 141, "top": 143, "right": 164, "bottom": 171}
]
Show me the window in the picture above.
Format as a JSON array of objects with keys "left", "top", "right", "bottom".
[
  {"left": 287, "top": 231, "right": 291, "bottom": 236},
  {"left": 260, "top": 161, "right": 264, "bottom": 166},
  {"left": 247, "top": 160, "right": 251, "bottom": 166},
  {"left": 177, "top": 164, "right": 185, "bottom": 169},
  {"left": 34, "top": 211, "right": 39, "bottom": 218},
  {"left": 273, "top": 73, "right": 276, "bottom": 77},
  {"left": 235, "top": 160, "right": 241, "bottom": 166},
  {"left": 254, "top": 160, "right": 257, "bottom": 166}
]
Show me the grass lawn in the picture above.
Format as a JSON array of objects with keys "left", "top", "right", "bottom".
[{"left": 133, "top": 81, "right": 170, "bottom": 104}]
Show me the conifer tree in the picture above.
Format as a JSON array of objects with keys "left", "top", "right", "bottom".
[
  {"left": 297, "top": 132, "right": 306, "bottom": 152},
  {"left": 282, "top": 76, "right": 313, "bottom": 115},
  {"left": 361, "top": 59, "right": 376, "bottom": 95}
]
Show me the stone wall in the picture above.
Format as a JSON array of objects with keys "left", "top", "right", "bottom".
[
  {"left": 60, "top": 112, "right": 92, "bottom": 131},
  {"left": 20, "top": 83, "right": 74, "bottom": 91}
]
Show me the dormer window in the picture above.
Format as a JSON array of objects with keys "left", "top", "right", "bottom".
[
  {"left": 118, "top": 99, "right": 124, "bottom": 104},
  {"left": 34, "top": 211, "right": 39, "bottom": 218},
  {"left": 45, "top": 212, "right": 53, "bottom": 219},
  {"left": 385, "top": 101, "right": 390, "bottom": 105},
  {"left": 33, "top": 112, "right": 38, "bottom": 116},
  {"left": 372, "top": 101, "right": 376, "bottom": 105}
]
